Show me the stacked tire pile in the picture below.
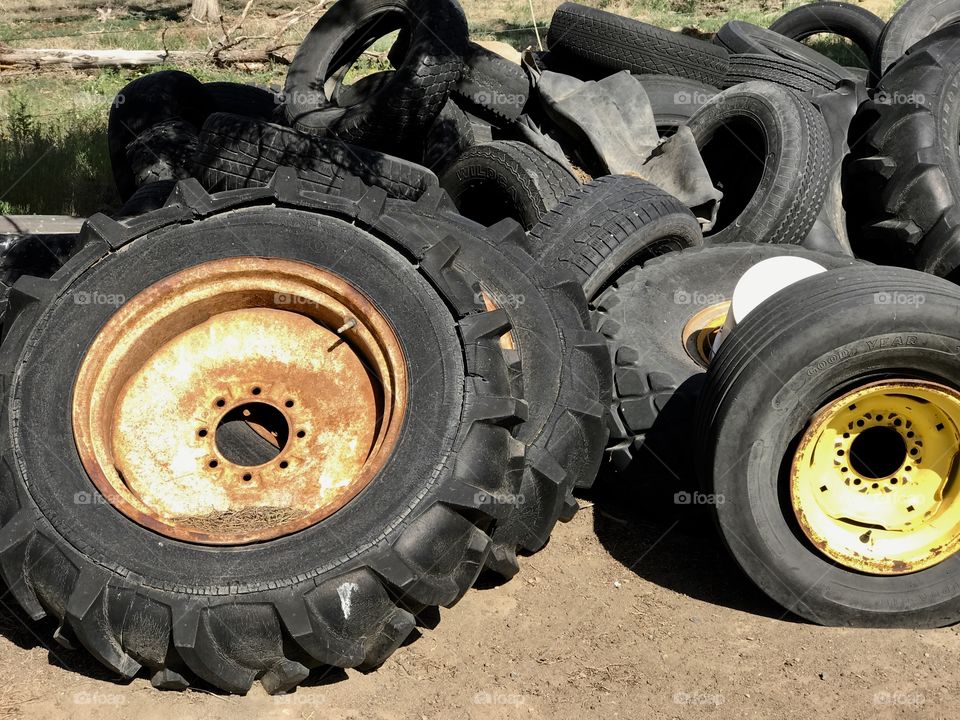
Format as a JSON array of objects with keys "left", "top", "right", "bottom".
[{"left": 4, "top": 0, "right": 960, "bottom": 696}]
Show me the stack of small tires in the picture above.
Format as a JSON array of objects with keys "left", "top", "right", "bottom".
[{"left": 3, "top": 0, "right": 960, "bottom": 696}]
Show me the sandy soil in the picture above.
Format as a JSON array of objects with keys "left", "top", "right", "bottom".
[{"left": 0, "top": 469, "right": 954, "bottom": 720}]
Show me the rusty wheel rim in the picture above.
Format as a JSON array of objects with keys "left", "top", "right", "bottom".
[{"left": 72, "top": 257, "right": 407, "bottom": 545}]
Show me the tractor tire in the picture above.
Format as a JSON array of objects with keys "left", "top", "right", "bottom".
[
  {"left": 594, "top": 244, "right": 859, "bottom": 471},
  {"left": 194, "top": 112, "right": 438, "bottom": 201},
  {"left": 699, "top": 264, "right": 960, "bottom": 627},
  {"left": 547, "top": 2, "right": 730, "bottom": 86},
  {"left": 113, "top": 180, "right": 178, "bottom": 219},
  {"left": 283, "top": 0, "right": 467, "bottom": 154},
  {"left": 526, "top": 175, "right": 704, "bottom": 300},
  {"left": 688, "top": 80, "right": 831, "bottom": 246},
  {"left": 845, "top": 26, "right": 960, "bottom": 277},
  {"left": 439, "top": 141, "right": 579, "bottom": 230},
  {"left": 0, "top": 171, "right": 524, "bottom": 694}
]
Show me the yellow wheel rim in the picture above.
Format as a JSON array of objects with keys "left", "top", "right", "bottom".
[
  {"left": 681, "top": 301, "right": 730, "bottom": 367},
  {"left": 791, "top": 380, "right": 960, "bottom": 574}
]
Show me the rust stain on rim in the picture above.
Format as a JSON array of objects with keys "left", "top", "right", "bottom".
[{"left": 72, "top": 257, "right": 407, "bottom": 545}]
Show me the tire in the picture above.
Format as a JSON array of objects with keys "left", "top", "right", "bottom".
[
  {"left": 439, "top": 141, "right": 579, "bottom": 230},
  {"left": 526, "top": 175, "right": 704, "bottom": 300},
  {"left": 845, "top": 26, "right": 960, "bottom": 277},
  {"left": 283, "top": 0, "right": 467, "bottom": 154},
  {"left": 875, "top": 0, "right": 960, "bottom": 77},
  {"left": 194, "top": 112, "right": 438, "bottom": 201},
  {"left": 698, "top": 265, "right": 960, "bottom": 627},
  {"left": 714, "top": 19, "right": 856, "bottom": 82},
  {"left": 454, "top": 42, "right": 529, "bottom": 123},
  {"left": 113, "top": 179, "right": 178, "bottom": 219},
  {"left": 769, "top": 2, "right": 884, "bottom": 61},
  {"left": 595, "top": 244, "right": 859, "bottom": 471},
  {"left": 205, "top": 81, "right": 280, "bottom": 120},
  {"left": 0, "top": 230, "right": 82, "bottom": 331},
  {"left": 722, "top": 53, "right": 844, "bottom": 93},
  {"left": 633, "top": 75, "right": 718, "bottom": 133},
  {"left": 108, "top": 70, "right": 213, "bottom": 200},
  {"left": 546, "top": 2, "right": 730, "bottom": 86},
  {"left": 422, "top": 99, "right": 476, "bottom": 174},
  {"left": 125, "top": 119, "right": 199, "bottom": 188},
  {"left": 383, "top": 196, "right": 611, "bottom": 570},
  {"left": 687, "top": 80, "right": 831, "bottom": 245},
  {"left": 0, "top": 173, "right": 525, "bottom": 694}
]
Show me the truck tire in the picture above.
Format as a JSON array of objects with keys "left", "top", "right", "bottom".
[
  {"left": 0, "top": 172, "right": 524, "bottom": 694},
  {"left": 699, "top": 265, "right": 960, "bottom": 627},
  {"left": 722, "top": 53, "right": 844, "bottom": 93},
  {"left": 769, "top": 2, "right": 884, "bottom": 61},
  {"left": 526, "top": 175, "right": 703, "bottom": 299},
  {"left": 633, "top": 75, "right": 719, "bottom": 133},
  {"left": 875, "top": 0, "right": 960, "bottom": 77},
  {"left": 194, "top": 113, "right": 438, "bottom": 201},
  {"left": 283, "top": 0, "right": 467, "bottom": 154},
  {"left": 440, "top": 141, "right": 579, "bottom": 229},
  {"left": 547, "top": 2, "right": 730, "bottom": 86},
  {"left": 688, "top": 81, "right": 831, "bottom": 246}
]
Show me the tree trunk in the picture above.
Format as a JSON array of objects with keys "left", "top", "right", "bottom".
[{"left": 191, "top": 0, "right": 221, "bottom": 23}]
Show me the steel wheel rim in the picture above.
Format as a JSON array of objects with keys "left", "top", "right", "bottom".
[
  {"left": 72, "top": 257, "right": 407, "bottom": 545},
  {"left": 790, "top": 379, "right": 960, "bottom": 574}
]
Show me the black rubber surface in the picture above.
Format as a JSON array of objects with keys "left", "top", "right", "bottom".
[
  {"left": 595, "top": 244, "right": 860, "bottom": 471},
  {"left": 547, "top": 2, "right": 730, "bottom": 86},
  {"left": 205, "top": 81, "right": 280, "bottom": 120},
  {"left": 194, "top": 112, "right": 438, "bottom": 201},
  {"left": 439, "top": 141, "right": 579, "bottom": 230},
  {"left": 845, "top": 26, "right": 960, "bottom": 278},
  {"left": 875, "top": 0, "right": 960, "bottom": 77},
  {"left": 283, "top": 0, "right": 466, "bottom": 154},
  {"left": 526, "top": 175, "right": 704, "bottom": 299},
  {"left": 633, "top": 74, "right": 718, "bottom": 133},
  {"left": 769, "top": 2, "right": 884, "bottom": 61},
  {"left": 454, "top": 42, "right": 529, "bottom": 123},
  {"left": 422, "top": 99, "right": 478, "bottom": 175},
  {"left": 687, "top": 80, "right": 831, "bottom": 246},
  {"left": 722, "top": 53, "right": 844, "bottom": 93},
  {"left": 0, "top": 172, "right": 526, "bottom": 694},
  {"left": 699, "top": 265, "right": 960, "bottom": 627},
  {"left": 113, "top": 179, "right": 178, "bottom": 218},
  {"left": 125, "top": 119, "right": 199, "bottom": 188}
]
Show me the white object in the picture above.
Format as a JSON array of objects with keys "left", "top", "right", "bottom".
[{"left": 712, "top": 255, "right": 828, "bottom": 355}]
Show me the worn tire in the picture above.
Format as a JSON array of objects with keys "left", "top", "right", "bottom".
[
  {"left": 440, "top": 141, "right": 579, "bottom": 230},
  {"left": 875, "top": 0, "right": 960, "bottom": 77},
  {"left": 205, "top": 81, "right": 280, "bottom": 120},
  {"left": 547, "top": 2, "right": 729, "bottom": 86},
  {"left": 454, "top": 42, "right": 529, "bottom": 123},
  {"left": 283, "top": 0, "right": 466, "bottom": 154},
  {"left": 422, "top": 99, "right": 477, "bottom": 175},
  {"left": 688, "top": 80, "right": 831, "bottom": 245},
  {"left": 722, "top": 53, "right": 844, "bottom": 93},
  {"left": 769, "top": 2, "right": 884, "bottom": 61},
  {"left": 194, "top": 112, "right": 437, "bottom": 201},
  {"left": 107, "top": 70, "right": 213, "bottom": 201},
  {"left": 699, "top": 265, "right": 960, "bottom": 627},
  {"left": 0, "top": 172, "right": 525, "bottom": 694},
  {"left": 526, "top": 175, "right": 704, "bottom": 299},
  {"left": 845, "top": 26, "right": 960, "bottom": 277},
  {"left": 384, "top": 196, "right": 611, "bottom": 571},
  {"left": 125, "top": 119, "right": 199, "bottom": 188},
  {"left": 595, "top": 244, "right": 859, "bottom": 471},
  {"left": 633, "top": 74, "right": 718, "bottom": 133}
]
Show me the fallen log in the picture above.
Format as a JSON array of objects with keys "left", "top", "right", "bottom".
[{"left": 0, "top": 46, "right": 290, "bottom": 69}]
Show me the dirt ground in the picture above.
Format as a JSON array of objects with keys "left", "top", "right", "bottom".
[{"left": 0, "top": 471, "right": 954, "bottom": 720}]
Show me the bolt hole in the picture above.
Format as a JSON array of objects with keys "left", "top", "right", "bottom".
[
  {"left": 894, "top": 418, "right": 902, "bottom": 426},
  {"left": 856, "top": 420, "right": 865, "bottom": 427},
  {"left": 910, "top": 448, "right": 918, "bottom": 456},
  {"left": 907, "top": 431, "right": 914, "bottom": 438},
  {"left": 871, "top": 483, "right": 879, "bottom": 489},
  {"left": 853, "top": 478, "right": 861, "bottom": 485},
  {"left": 252, "top": 387, "right": 261, "bottom": 395},
  {"left": 837, "top": 449, "right": 845, "bottom": 456},
  {"left": 841, "top": 466, "right": 848, "bottom": 473},
  {"left": 242, "top": 473, "right": 252, "bottom": 481},
  {"left": 209, "top": 460, "right": 218, "bottom": 468},
  {"left": 891, "top": 478, "right": 898, "bottom": 484},
  {"left": 198, "top": 429, "right": 208, "bottom": 438},
  {"left": 876, "top": 415, "right": 883, "bottom": 421},
  {"left": 843, "top": 432, "right": 850, "bottom": 438},
  {"left": 285, "top": 399, "right": 295, "bottom": 408},
  {"left": 215, "top": 398, "right": 226, "bottom": 408},
  {"left": 905, "top": 466, "right": 912, "bottom": 472},
  {"left": 279, "top": 460, "right": 289, "bottom": 469},
  {"left": 296, "top": 430, "right": 306, "bottom": 438}
]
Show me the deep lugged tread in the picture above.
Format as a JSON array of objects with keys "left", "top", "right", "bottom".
[
  {"left": 0, "top": 171, "right": 526, "bottom": 695},
  {"left": 547, "top": 2, "right": 729, "bottom": 86}
]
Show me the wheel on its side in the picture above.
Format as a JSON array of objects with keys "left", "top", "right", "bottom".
[
  {"left": 0, "top": 174, "right": 527, "bottom": 694},
  {"left": 699, "top": 264, "right": 960, "bottom": 627}
]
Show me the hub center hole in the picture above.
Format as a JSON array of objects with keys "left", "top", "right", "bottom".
[
  {"left": 215, "top": 402, "right": 290, "bottom": 466},
  {"left": 849, "top": 426, "right": 907, "bottom": 479}
]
